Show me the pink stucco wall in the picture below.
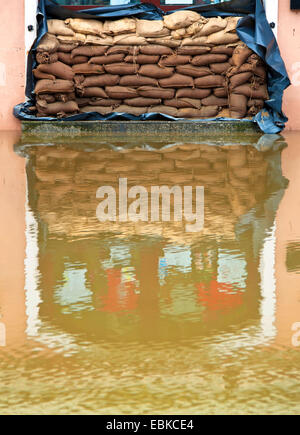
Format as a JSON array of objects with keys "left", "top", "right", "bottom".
[
  {"left": 278, "top": 1, "right": 300, "bottom": 131},
  {"left": 0, "top": 1, "right": 25, "bottom": 131}
]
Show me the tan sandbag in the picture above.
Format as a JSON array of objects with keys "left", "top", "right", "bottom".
[
  {"left": 47, "top": 19, "right": 75, "bottom": 36},
  {"left": 107, "top": 45, "right": 138, "bottom": 55},
  {"left": 89, "top": 54, "right": 125, "bottom": 64},
  {"left": 116, "top": 105, "right": 148, "bottom": 116},
  {"left": 114, "top": 34, "right": 147, "bottom": 45},
  {"left": 104, "top": 63, "right": 139, "bottom": 75},
  {"left": 211, "top": 45, "right": 234, "bottom": 56},
  {"left": 213, "top": 87, "right": 228, "bottom": 98},
  {"left": 171, "top": 28, "right": 187, "bottom": 40},
  {"left": 186, "top": 21, "right": 206, "bottom": 36},
  {"left": 36, "top": 61, "right": 75, "bottom": 80},
  {"left": 86, "top": 35, "right": 114, "bottom": 46},
  {"left": 146, "top": 37, "right": 181, "bottom": 48},
  {"left": 163, "top": 11, "right": 201, "bottom": 30},
  {"left": 176, "top": 88, "right": 211, "bottom": 99},
  {"left": 124, "top": 54, "right": 159, "bottom": 65},
  {"left": 139, "top": 64, "right": 174, "bottom": 79},
  {"left": 229, "top": 94, "right": 248, "bottom": 118},
  {"left": 207, "top": 30, "right": 239, "bottom": 45},
  {"left": 57, "top": 33, "right": 86, "bottom": 45},
  {"left": 78, "top": 87, "right": 108, "bottom": 98},
  {"left": 177, "top": 46, "right": 211, "bottom": 56},
  {"left": 88, "top": 98, "right": 122, "bottom": 107},
  {"left": 159, "top": 73, "right": 194, "bottom": 88},
  {"left": 104, "top": 18, "right": 136, "bottom": 36},
  {"left": 72, "top": 46, "right": 108, "bottom": 58},
  {"left": 82, "top": 74, "right": 120, "bottom": 87},
  {"left": 176, "top": 65, "right": 211, "bottom": 78},
  {"left": 181, "top": 36, "right": 208, "bottom": 46},
  {"left": 159, "top": 55, "right": 191, "bottom": 67},
  {"left": 72, "top": 63, "right": 105, "bottom": 75},
  {"left": 34, "top": 79, "right": 75, "bottom": 94},
  {"left": 65, "top": 18, "right": 103, "bottom": 36},
  {"left": 140, "top": 45, "right": 173, "bottom": 56},
  {"left": 136, "top": 20, "right": 169, "bottom": 38},
  {"left": 138, "top": 86, "right": 175, "bottom": 99},
  {"left": 149, "top": 105, "right": 179, "bottom": 117},
  {"left": 210, "top": 62, "right": 231, "bottom": 74},
  {"left": 199, "top": 17, "right": 227, "bottom": 36},
  {"left": 124, "top": 97, "right": 162, "bottom": 107},
  {"left": 178, "top": 106, "right": 219, "bottom": 118},
  {"left": 81, "top": 105, "right": 114, "bottom": 115},
  {"left": 37, "top": 100, "right": 79, "bottom": 115},
  {"left": 120, "top": 75, "right": 158, "bottom": 87},
  {"left": 37, "top": 33, "right": 59, "bottom": 53},
  {"left": 201, "top": 95, "right": 228, "bottom": 107},
  {"left": 232, "top": 43, "right": 253, "bottom": 68},
  {"left": 225, "top": 16, "right": 242, "bottom": 33},
  {"left": 232, "top": 84, "right": 269, "bottom": 99},
  {"left": 194, "top": 75, "right": 226, "bottom": 88},
  {"left": 36, "top": 52, "right": 58, "bottom": 64},
  {"left": 164, "top": 98, "right": 201, "bottom": 109},
  {"left": 230, "top": 72, "right": 253, "bottom": 88},
  {"left": 192, "top": 54, "right": 228, "bottom": 66},
  {"left": 58, "top": 43, "right": 78, "bottom": 53},
  {"left": 105, "top": 86, "right": 138, "bottom": 99}
]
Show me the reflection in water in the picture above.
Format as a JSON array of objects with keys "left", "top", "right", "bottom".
[{"left": 0, "top": 132, "right": 300, "bottom": 414}]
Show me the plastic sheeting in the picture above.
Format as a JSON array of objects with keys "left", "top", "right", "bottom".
[{"left": 14, "top": 0, "right": 290, "bottom": 134}]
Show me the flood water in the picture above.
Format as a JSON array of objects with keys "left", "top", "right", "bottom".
[{"left": 0, "top": 130, "right": 299, "bottom": 415}]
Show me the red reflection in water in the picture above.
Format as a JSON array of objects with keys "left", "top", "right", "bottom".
[{"left": 100, "top": 269, "right": 139, "bottom": 313}]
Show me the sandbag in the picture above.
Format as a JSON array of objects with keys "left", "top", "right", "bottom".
[
  {"left": 181, "top": 37, "right": 208, "bottom": 46},
  {"left": 232, "top": 44, "right": 253, "bottom": 68},
  {"left": 232, "top": 84, "right": 269, "bottom": 100},
  {"left": 159, "top": 73, "right": 194, "bottom": 88},
  {"left": 194, "top": 75, "right": 226, "bottom": 88},
  {"left": 140, "top": 45, "right": 173, "bottom": 56},
  {"left": 146, "top": 37, "right": 181, "bottom": 48},
  {"left": 33, "top": 69, "right": 55, "bottom": 80},
  {"left": 176, "top": 88, "right": 211, "bottom": 99},
  {"left": 105, "top": 86, "right": 138, "bottom": 99},
  {"left": 88, "top": 98, "right": 121, "bottom": 107},
  {"left": 71, "top": 46, "right": 108, "bottom": 58},
  {"left": 213, "top": 87, "right": 228, "bottom": 98},
  {"left": 139, "top": 65, "right": 174, "bottom": 79},
  {"left": 124, "top": 55, "right": 159, "bottom": 65},
  {"left": 178, "top": 106, "right": 219, "bottom": 118},
  {"left": 164, "top": 98, "right": 201, "bottom": 109},
  {"left": 72, "top": 63, "right": 105, "bottom": 75},
  {"left": 82, "top": 74, "right": 120, "bottom": 87},
  {"left": 116, "top": 105, "right": 148, "bottom": 116},
  {"left": 201, "top": 95, "right": 228, "bottom": 107},
  {"left": 47, "top": 19, "right": 75, "bottom": 37},
  {"left": 207, "top": 31, "right": 239, "bottom": 45},
  {"left": 34, "top": 79, "right": 75, "bottom": 95},
  {"left": 163, "top": 11, "right": 201, "bottom": 30},
  {"left": 58, "top": 43, "right": 78, "bottom": 53},
  {"left": 186, "top": 21, "right": 206, "bottom": 37},
  {"left": 192, "top": 54, "right": 228, "bottom": 66},
  {"left": 37, "top": 94, "right": 56, "bottom": 103},
  {"left": 119, "top": 75, "right": 158, "bottom": 87},
  {"left": 136, "top": 20, "right": 170, "bottom": 38},
  {"left": 114, "top": 34, "right": 146, "bottom": 46},
  {"left": 81, "top": 106, "right": 114, "bottom": 115},
  {"left": 138, "top": 86, "right": 175, "bottom": 99},
  {"left": 124, "top": 97, "right": 162, "bottom": 107},
  {"left": 210, "top": 62, "right": 231, "bottom": 74},
  {"left": 149, "top": 105, "right": 179, "bottom": 117},
  {"left": 230, "top": 72, "right": 253, "bottom": 88},
  {"left": 54, "top": 92, "right": 76, "bottom": 103},
  {"left": 171, "top": 28, "right": 187, "bottom": 40},
  {"left": 86, "top": 35, "right": 114, "bottom": 46},
  {"left": 104, "top": 18, "right": 136, "bottom": 36},
  {"left": 78, "top": 87, "right": 108, "bottom": 98},
  {"left": 107, "top": 45, "right": 138, "bottom": 56},
  {"left": 159, "top": 55, "right": 191, "bottom": 67},
  {"left": 247, "top": 99, "right": 264, "bottom": 108},
  {"left": 225, "top": 16, "right": 242, "bottom": 33},
  {"left": 89, "top": 54, "right": 125, "bottom": 65},
  {"left": 176, "top": 65, "right": 211, "bottom": 78},
  {"left": 229, "top": 94, "right": 248, "bottom": 118},
  {"left": 36, "top": 61, "right": 75, "bottom": 80},
  {"left": 57, "top": 33, "right": 86, "bottom": 45},
  {"left": 76, "top": 98, "right": 90, "bottom": 107},
  {"left": 199, "top": 17, "right": 227, "bottom": 36},
  {"left": 65, "top": 18, "right": 103, "bottom": 36},
  {"left": 37, "top": 100, "right": 79, "bottom": 115},
  {"left": 104, "top": 62, "right": 139, "bottom": 75},
  {"left": 176, "top": 46, "right": 211, "bottom": 56},
  {"left": 211, "top": 45, "right": 234, "bottom": 56},
  {"left": 36, "top": 52, "right": 58, "bottom": 64},
  {"left": 37, "top": 33, "right": 59, "bottom": 54}
]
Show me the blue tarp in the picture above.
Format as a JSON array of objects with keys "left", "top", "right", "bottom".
[{"left": 14, "top": 0, "right": 290, "bottom": 134}]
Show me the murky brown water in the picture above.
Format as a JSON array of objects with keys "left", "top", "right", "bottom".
[{"left": 0, "top": 130, "right": 299, "bottom": 415}]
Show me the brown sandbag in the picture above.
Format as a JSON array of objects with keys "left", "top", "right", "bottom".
[
  {"left": 34, "top": 79, "right": 75, "bottom": 95},
  {"left": 136, "top": 19, "right": 170, "bottom": 38},
  {"left": 57, "top": 52, "right": 88, "bottom": 65},
  {"left": 176, "top": 65, "right": 211, "bottom": 78},
  {"left": 213, "top": 87, "right": 228, "bottom": 97},
  {"left": 194, "top": 75, "right": 226, "bottom": 88},
  {"left": 76, "top": 98, "right": 90, "bottom": 107},
  {"left": 159, "top": 55, "right": 191, "bottom": 67},
  {"left": 37, "top": 33, "right": 59, "bottom": 54},
  {"left": 72, "top": 63, "right": 105, "bottom": 75},
  {"left": 106, "top": 45, "right": 138, "bottom": 56},
  {"left": 55, "top": 92, "right": 76, "bottom": 102},
  {"left": 159, "top": 73, "right": 194, "bottom": 88},
  {"left": 65, "top": 18, "right": 103, "bottom": 36},
  {"left": 71, "top": 46, "right": 108, "bottom": 58},
  {"left": 247, "top": 99, "right": 264, "bottom": 108},
  {"left": 211, "top": 45, "right": 234, "bottom": 56},
  {"left": 74, "top": 75, "right": 85, "bottom": 86},
  {"left": 247, "top": 106, "right": 260, "bottom": 116},
  {"left": 201, "top": 95, "right": 228, "bottom": 107},
  {"left": 199, "top": 17, "right": 227, "bottom": 36},
  {"left": 232, "top": 44, "right": 253, "bottom": 68},
  {"left": 81, "top": 106, "right": 114, "bottom": 115},
  {"left": 78, "top": 87, "right": 108, "bottom": 98},
  {"left": 232, "top": 84, "right": 269, "bottom": 100},
  {"left": 58, "top": 43, "right": 78, "bottom": 53},
  {"left": 149, "top": 105, "right": 179, "bottom": 117},
  {"left": 36, "top": 52, "right": 58, "bottom": 64},
  {"left": 138, "top": 86, "right": 175, "bottom": 99},
  {"left": 119, "top": 75, "right": 158, "bottom": 87},
  {"left": 82, "top": 74, "right": 120, "bottom": 87},
  {"left": 178, "top": 106, "right": 219, "bottom": 118},
  {"left": 36, "top": 100, "right": 79, "bottom": 115},
  {"left": 164, "top": 98, "right": 201, "bottom": 109},
  {"left": 176, "top": 46, "right": 211, "bottom": 56},
  {"left": 124, "top": 97, "right": 162, "bottom": 107},
  {"left": 124, "top": 55, "right": 160, "bottom": 65},
  {"left": 253, "top": 66, "right": 267, "bottom": 80},
  {"left": 176, "top": 88, "right": 211, "bottom": 99},
  {"left": 88, "top": 98, "right": 122, "bottom": 107},
  {"left": 104, "top": 63, "right": 139, "bottom": 75},
  {"left": 229, "top": 94, "right": 248, "bottom": 118},
  {"left": 146, "top": 37, "right": 181, "bottom": 48},
  {"left": 210, "top": 62, "right": 231, "bottom": 74},
  {"left": 36, "top": 61, "right": 75, "bottom": 80},
  {"left": 207, "top": 30, "right": 239, "bottom": 45},
  {"left": 140, "top": 45, "right": 173, "bottom": 56},
  {"left": 85, "top": 35, "right": 113, "bottom": 46},
  {"left": 105, "top": 86, "right": 138, "bottom": 99},
  {"left": 116, "top": 105, "right": 148, "bottom": 116},
  {"left": 230, "top": 72, "right": 253, "bottom": 88},
  {"left": 57, "top": 34, "right": 86, "bottom": 45},
  {"left": 37, "top": 94, "right": 56, "bottom": 103},
  {"left": 139, "top": 64, "right": 174, "bottom": 79},
  {"left": 89, "top": 54, "right": 125, "bottom": 64},
  {"left": 104, "top": 18, "right": 136, "bottom": 36},
  {"left": 192, "top": 54, "right": 228, "bottom": 66},
  {"left": 33, "top": 69, "right": 55, "bottom": 80},
  {"left": 163, "top": 11, "right": 201, "bottom": 30},
  {"left": 47, "top": 19, "right": 75, "bottom": 37}
]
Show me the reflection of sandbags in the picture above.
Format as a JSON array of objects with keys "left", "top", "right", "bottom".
[
  {"left": 176, "top": 65, "right": 211, "bottom": 78},
  {"left": 140, "top": 45, "right": 173, "bottom": 56},
  {"left": 116, "top": 105, "right": 148, "bottom": 116},
  {"left": 176, "top": 88, "right": 211, "bottom": 99},
  {"left": 36, "top": 62, "right": 75, "bottom": 80},
  {"left": 199, "top": 17, "right": 227, "bottom": 36},
  {"left": 82, "top": 74, "right": 120, "bottom": 87},
  {"left": 232, "top": 84, "right": 269, "bottom": 99},
  {"left": 104, "top": 18, "right": 136, "bottom": 36},
  {"left": 89, "top": 54, "right": 125, "bottom": 65},
  {"left": 177, "top": 46, "right": 211, "bottom": 56},
  {"left": 36, "top": 52, "right": 58, "bottom": 64},
  {"left": 149, "top": 105, "right": 179, "bottom": 117},
  {"left": 164, "top": 98, "right": 201, "bottom": 109},
  {"left": 71, "top": 46, "right": 108, "bottom": 58},
  {"left": 37, "top": 33, "right": 59, "bottom": 53},
  {"left": 78, "top": 87, "right": 108, "bottom": 98},
  {"left": 163, "top": 11, "right": 201, "bottom": 30},
  {"left": 159, "top": 55, "right": 191, "bottom": 67},
  {"left": 139, "top": 65, "right": 174, "bottom": 79},
  {"left": 138, "top": 86, "right": 175, "bottom": 99},
  {"left": 105, "top": 86, "right": 138, "bottom": 99},
  {"left": 159, "top": 74, "right": 194, "bottom": 88},
  {"left": 230, "top": 72, "right": 252, "bottom": 88},
  {"left": 232, "top": 44, "right": 253, "bottom": 68},
  {"left": 37, "top": 100, "right": 79, "bottom": 115},
  {"left": 210, "top": 62, "right": 231, "bottom": 74},
  {"left": 35, "top": 79, "right": 75, "bottom": 94},
  {"left": 47, "top": 19, "right": 75, "bottom": 36},
  {"left": 65, "top": 18, "right": 103, "bottom": 36},
  {"left": 136, "top": 20, "right": 170, "bottom": 38},
  {"left": 119, "top": 75, "right": 158, "bottom": 87},
  {"left": 72, "top": 63, "right": 104, "bottom": 75},
  {"left": 124, "top": 55, "right": 159, "bottom": 65},
  {"left": 124, "top": 97, "right": 162, "bottom": 107},
  {"left": 104, "top": 63, "right": 139, "bottom": 75},
  {"left": 194, "top": 75, "right": 226, "bottom": 88},
  {"left": 229, "top": 94, "right": 248, "bottom": 118},
  {"left": 178, "top": 106, "right": 219, "bottom": 118},
  {"left": 201, "top": 95, "right": 228, "bottom": 107},
  {"left": 192, "top": 54, "right": 228, "bottom": 66}
]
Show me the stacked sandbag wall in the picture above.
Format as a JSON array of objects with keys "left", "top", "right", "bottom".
[{"left": 32, "top": 11, "right": 269, "bottom": 119}]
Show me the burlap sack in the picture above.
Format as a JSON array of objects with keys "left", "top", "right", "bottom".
[
  {"left": 229, "top": 94, "right": 248, "bottom": 118},
  {"left": 72, "top": 46, "right": 108, "bottom": 58},
  {"left": 58, "top": 52, "right": 88, "bottom": 65},
  {"left": 176, "top": 46, "right": 211, "bottom": 56},
  {"left": 149, "top": 105, "right": 179, "bottom": 117},
  {"left": 225, "top": 16, "right": 242, "bottom": 33},
  {"left": 114, "top": 34, "right": 146, "bottom": 45},
  {"left": 146, "top": 37, "right": 181, "bottom": 48},
  {"left": 176, "top": 65, "right": 211, "bottom": 78},
  {"left": 163, "top": 11, "right": 201, "bottom": 30},
  {"left": 58, "top": 43, "right": 78, "bottom": 53},
  {"left": 181, "top": 37, "right": 208, "bottom": 46},
  {"left": 176, "top": 88, "right": 211, "bottom": 99},
  {"left": 104, "top": 18, "right": 136, "bottom": 36},
  {"left": 104, "top": 63, "right": 139, "bottom": 75},
  {"left": 232, "top": 84, "right": 269, "bottom": 99},
  {"left": 138, "top": 86, "right": 175, "bottom": 99},
  {"left": 89, "top": 54, "right": 125, "bottom": 65},
  {"left": 159, "top": 55, "right": 191, "bottom": 67},
  {"left": 72, "top": 63, "right": 105, "bottom": 75},
  {"left": 81, "top": 106, "right": 114, "bottom": 115},
  {"left": 36, "top": 62, "right": 75, "bottom": 80},
  {"left": 139, "top": 65, "right": 174, "bottom": 79},
  {"left": 86, "top": 35, "right": 114, "bottom": 46},
  {"left": 210, "top": 62, "right": 231, "bottom": 74},
  {"left": 164, "top": 98, "right": 201, "bottom": 109},
  {"left": 201, "top": 95, "right": 228, "bottom": 107},
  {"left": 33, "top": 70, "right": 55, "bottom": 80},
  {"left": 47, "top": 19, "right": 75, "bottom": 36},
  {"left": 35, "top": 80, "right": 75, "bottom": 95},
  {"left": 194, "top": 75, "right": 226, "bottom": 88},
  {"left": 37, "top": 94, "right": 56, "bottom": 103},
  {"left": 186, "top": 21, "right": 206, "bottom": 37},
  {"left": 54, "top": 92, "right": 76, "bottom": 102},
  {"left": 37, "top": 33, "right": 59, "bottom": 54},
  {"left": 124, "top": 55, "right": 159, "bottom": 65},
  {"left": 116, "top": 105, "right": 148, "bottom": 116},
  {"left": 171, "top": 28, "right": 187, "bottom": 40},
  {"left": 74, "top": 75, "right": 85, "bottom": 86},
  {"left": 105, "top": 86, "right": 138, "bottom": 99},
  {"left": 253, "top": 66, "right": 267, "bottom": 80},
  {"left": 78, "top": 87, "right": 109, "bottom": 98},
  {"left": 230, "top": 72, "right": 253, "bottom": 88},
  {"left": 37, "top": 100, "right": 79, "bottom": 115},
  {"left": 191, "top": 54, "right": 228, "bottom": 66},
  {"left": 247, "top": 99, "right": 264, "bottom": 108},
  {"left": 36, "top": 52, "right": 58, "bottom": 64},
  {"left": 82, "top": 74, "right": 120, "bottom": 87},
  {"left": 211, "top": 45, "right": 234, "bottom": 56},
  {"left": 124, "top": 97, "right": 162, "bottom": 107},
  {"left": 140, "top": 45, "right": 173, "bottom": 56},
  {"left": 65, "top": 18, "right": 103, "bottom": 36},
  {"left": 76, "top": 98, "right": 90, "bottom": 107},
  {"left": 213, "top": 87, "right": 228, "bottom": 98},
  {"left": 199, "top": 17, "right": 227, "bottom": 36},
  {"left": 57, "top": 34, "right": 86, "bottom": 45},
  {"left": 232, "top": 44, "right": 253, "bottom": 68},
  {"left": 178, "top": 106, "right": 219, "bottom": 118},
  {"left": 119, "top": 75, "right": 158, "bottom": 87},
  {"left": 88, "top": 98, "right": 122, "bottom": 107},
  {"left": 136, "top": 20, "right": 170, "bottom": 38},
  {"left": 107, "top": 45, "right": 138, "bottom": 56},
  {"left": 207, "top": 31, "right": 239, "bottom": 45},
  {"left": 159, "top": 73, "right": 194, "bottom": 88}
]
